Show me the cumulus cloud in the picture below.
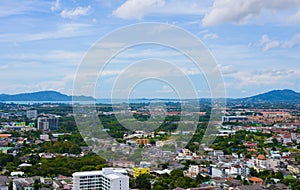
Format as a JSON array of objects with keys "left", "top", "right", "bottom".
[
  {"left": 260, "top": 34, "right": 280, "bottom": 51},
  {"left": 60, "top": 6, "right": 91, "bottom": 19},
  {"left": 202, "top": 0, "right": 300, "bottom": 26},
  {"left": 113, "top": 0, "right": 165, "bottom": 20},
  {"left": 257, "top": 33, "right": 300, "bottom": 51}
]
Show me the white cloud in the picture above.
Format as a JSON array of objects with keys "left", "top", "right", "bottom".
[
  {"left": 0, "top": 23, "right": 93, "bottom": 43},
  {"left": 0, "top": 65, "right": 8, "bottom": 70},
  {"left": 218, "top": 64, "right": 237, "bottom": 75},
  {"left": 157, "top": 85, "right": 173, "bottom": 93},
  {"left": 112, "top": 0, "right": 209, "bottom": 20},
  {"left": 260, "top": 34, "right": 280, "bottom": 51},
  {"left": 26, "top": 23, "right": 92, "bottom": 41},
  {"left": 203, "top": 33, "right": 219, "bottom": 40},
  {"left": 60, "top": 6, "right": 91, "bottom": 19},
  {"left": 227, "top": 68, "right": 299, "bottom": 88},
  {"left": 35, "top": 80, "right": 68, "bottom": 92},
  {"left": 289, "top": 8, "right": 300, "bottom": 23},
  {"left": 257, "top": 33, "right": 300, "bottom": 51},
  {"left": 254, "top": 69, "right": 295, "bottom": 77},
  {"left": 0, "top": 0, "right": 49, "bottom": 17},
  {"left": 51, "top": 0, "right": 60, "bottom": 11},
  {"left": 282, "top": 33, "right": 300, "bottom": 48},
  {"left": 113, "top": 0, "right": 165, "bottom": 20},
  {"left": 1, "top": 50, "right": 84, "bottom": 67},
  {"left": 202, "top": 0, "right": 300, "bottom": 26}
]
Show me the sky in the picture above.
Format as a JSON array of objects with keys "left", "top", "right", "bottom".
[{"left": 0, "top": 0, "right": 300, "bottom": 98}]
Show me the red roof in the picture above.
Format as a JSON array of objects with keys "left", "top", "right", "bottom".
[
  {"left": 248, "top": 177, "right": 263, "bottom": 182},
  {"left": 257, "top": 154, "right": 266, "bottom": 160}
]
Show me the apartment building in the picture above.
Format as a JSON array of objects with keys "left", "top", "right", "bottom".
[{"left": 72, "top": 168, "right": 129, "bottom": 190}]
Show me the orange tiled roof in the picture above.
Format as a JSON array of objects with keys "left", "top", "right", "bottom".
[
  {"left": 248, "top": 177, "right": 263, "bottom": 182},
  {"left": 257, "top": 154, "right": 266, "bottom": 160},
  {"left": 0, "top": 134, "right": 11, "bottom": 138}
]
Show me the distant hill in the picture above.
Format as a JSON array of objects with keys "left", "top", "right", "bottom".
[
  {"left": 238, "top": 89, "right": 300, "bottom": 103},
  {"left": 0, "top": 91, "right": 94, "bottom": 101},
  {"left": 0, "top": 89, "right": 299, "bottom": 103}
]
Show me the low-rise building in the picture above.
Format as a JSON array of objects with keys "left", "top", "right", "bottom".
[
  {"left": 133, "top": 168, "right": 150, "bottom": 178},
  {"left": 135, "top": 138, "right": 149, "bottom": 145},
  {"left": 287, "top": 165, "right": 300, "bottom": 174},
  {"left": 110, "top": 160, "right": 135, "bottom": 168},
  {"left": 248, "top": 177, "right": 263, "bottom": 185},
  {"left": 188, "top": 165, "right": 200, "bottom": 178}
]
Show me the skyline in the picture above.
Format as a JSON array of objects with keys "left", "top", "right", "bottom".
[
  {"left": 0, "top": 0, "right": 300, "bottom": 98},
  {"left": 0, "top": 88, "right": 299, "bottom": 100}
]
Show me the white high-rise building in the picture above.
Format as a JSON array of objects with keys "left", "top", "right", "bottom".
[
  {"left": 72, "top": 168, "right": 129, "bottom": 190},
  {"left": 37, "top": 117, "right": 49, "bottom": 130},
  {"left": 37, "top": 115, "right": 59, "bottom": 131},
  {"left": 26, "top": 110, "right": 37, "bottom": 119}
]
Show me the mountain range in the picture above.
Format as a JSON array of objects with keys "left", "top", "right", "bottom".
[
  {"left": 0, "top": 89, "right": 299, "bottom": 102},
  {"left": 237, "top": 89, "right": 300, "bottom": 103},
  {"left": 0, "top": 91, "right": 93, "bottom": 101}
]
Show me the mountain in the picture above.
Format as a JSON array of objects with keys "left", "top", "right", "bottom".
[
  {"left": 0, "top": 91, "right": 94, "bottom": 101},
  {"left": 0, "top": 89, "right": 299, "bottom": 103},
  {"left": 238, "top": 89, "right": 300, "bottom": 103}
]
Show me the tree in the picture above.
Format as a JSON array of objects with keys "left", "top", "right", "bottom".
[
  {"left": 161, "top": 162, "right": 169, "bottom": 169},
  {"left": 274, "top": 171, "right": 283, "bottom": 179},
  {"left": 134, "top": 174, "right": 151, "bottom": 190},
  {"left": 243, "top": 178, "right": 249, "bottom": 185},
  {"left": 149, "top": 139, "right": 156, "bottom": 145},
  {"left": 33, "top": 179, "right": 41, "bottom": 190},
  {"left": 170, "top": 176, "right": 196, "bottom": 189},
  {"left": 250, "top": 168, "right": 258, "bottom": 176},
  {"left": 236, "top": 175, "right": 242, "bottom": 180},
  {"left": 196, "top": 174, "right": 210, "bottom": 184},
  {"left": 153, "top": 185, "right": 164, "bottom": 190},
  {"left": 170, "top": 169, "right": 184, "bottom": 178}
]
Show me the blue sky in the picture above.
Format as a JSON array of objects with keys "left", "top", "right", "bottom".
[{"left": 0, "top": 0, "right": 300, "bottom": 98}]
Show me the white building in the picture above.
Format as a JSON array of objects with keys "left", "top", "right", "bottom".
[
  {"left": 39, "top": 134, "right": 49, "bottom": 141},
  {"left": 282, "top": 135, "right": 292, "bottom": 144},
  {"left": 37, "top": 117, "right": 49, "bottom": 130},
  {"left": 213, "top": 150, "right": 224, "bottom": 157},
  {"left": 37, "top": 116, "right": 59, "bottom": 131},
  {"left": 72, "top": 168, "right": 129, "bottom": 190},
  {"left": 256, "top": 154, "right": 267, "bottom": 167},
  {"left": 229, "top": 165, "right": 250, "bottom": 177},
  {"left": 222, "top": 116, "right": 248, "bottom": 122},
  {"left": 188, "top": 165, "right": 200, "bottom": 177},
  {"left": 210, "top": 166, "right": 223, "bottom": 178},
  {"left": 26, "top": 110, "right": 37, "bottom": 119},
  {"left": 267, "top": 158, "right": 280, "bottom": 170}
]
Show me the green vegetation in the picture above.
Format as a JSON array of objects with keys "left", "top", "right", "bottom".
[
  {"left": 152, "top": 169, "right": 207, "bottom": 189},
  {"left": 130, "top": 174, "right": 152, "bottom": 190},
  {"left": 41, "top": 141, "right": 81, "bottom": 154},
  {"left": 20, "top": 154, "right": 107, "bottom": 177}
]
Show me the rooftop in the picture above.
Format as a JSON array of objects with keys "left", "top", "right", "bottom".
[{"left": 248, "top": 177, "right": 263, "bottom": 182}]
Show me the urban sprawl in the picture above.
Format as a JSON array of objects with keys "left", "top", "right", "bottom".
[{"left": 0, "top": 101, "right": 299, "bottom": 190}]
